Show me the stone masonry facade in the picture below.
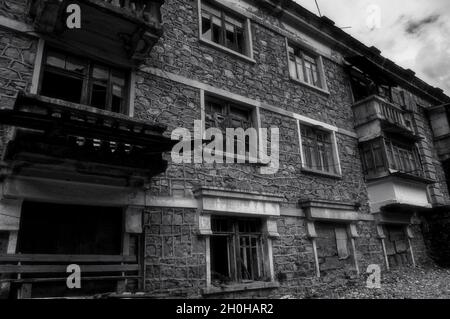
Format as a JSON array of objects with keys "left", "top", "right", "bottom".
[{"left": 0, "top": 0, "right": 449, "bottom": 298}]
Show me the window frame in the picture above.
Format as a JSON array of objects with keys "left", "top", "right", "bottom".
[
  {"left": 209, "top": 217, "right": 268, "bottom": 285},
  {"left": 198, "top": 0, "right": 255, "bottom": 63},
  {"left": 298, "top": 122, "right": 341, "bottom": 177},
  {"left": 360, "top": 137, "right": 424, "bottom": 179},
  {"left": 38, "top": 47, "right": 131, "bottom": 115},
  {"left": 286, "top": 40, "right": 329, "bottom": 94},
  {"left": 201, "top": 90, "right": 261, "bottom": 164}
]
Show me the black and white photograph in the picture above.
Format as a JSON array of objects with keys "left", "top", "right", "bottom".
[{"left": 0, "top": 0, "right": 449, "bottom": 311}]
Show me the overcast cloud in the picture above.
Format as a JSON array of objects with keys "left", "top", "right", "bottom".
[{"left": 295, "top": 0, "right": 450, "bottom": 95}]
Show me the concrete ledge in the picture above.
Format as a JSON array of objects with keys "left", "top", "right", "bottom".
[{"left": 202, "top": 281, "right": 279, "bottom": 296}]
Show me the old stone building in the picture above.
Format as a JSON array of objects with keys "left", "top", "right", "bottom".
[{"left": 0, "top": 0, "right": 449, "bottom": 298}]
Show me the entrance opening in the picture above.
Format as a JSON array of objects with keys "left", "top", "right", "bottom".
[{"left": 15, "top": 202, "right": 124, "bottom": 298}]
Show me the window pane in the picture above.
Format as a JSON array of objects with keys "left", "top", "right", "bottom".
[
  {"left": 90, "top": 83, "right": 107, "bottom": 110},
  {"left": 66, "top": 56, "right": 85, "bottom": 73},
  {"left": 225, "top": 22, "right": 236, "bottom": 49},
  {"left": 40, "top": 71, "right": 83, "bottom": 104},
  {"left": 201, "top": 13, "right": 212, "bottom": 41},
  {"left": 46, "top": 51, "right": 66, "bottom": 69},
  {"left": 92, "top": 65, "right": 109, "bottom": 81},
  {"left": 236, "top": 28, "right": 245, "bottom": 54},
  {"left": 210, "top": 236, "right": 231, "bottom": 282},
  {"left": 288, "top": 53, "right": 297, "bottom": 79}
]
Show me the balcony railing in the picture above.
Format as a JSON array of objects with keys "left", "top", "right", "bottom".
[
  {"left": 99, "top": 0, "right": 163, "bottom": 26},
  {"left": 353, "top": 95, "right": 413, "bottom": 133},
  {"left": 0, "top": 254, "right": 140, "bottom": 298}
]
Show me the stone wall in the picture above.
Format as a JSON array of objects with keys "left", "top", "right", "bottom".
[
  {"left": 144, "top": 207, "right": 206, "bottom": 297},
  {"left": 0, "top": 0, "right": 28, "bottom": 22},
  {"left": 0, "top": 28, "right": 36, "bottom": 156},
  {"left": 272, "top": 216, "right": 316, "bottom": 296}
]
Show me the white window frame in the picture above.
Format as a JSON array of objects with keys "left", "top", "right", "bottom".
[
  {"left": 286, "top": 38, "right": 329, "bottom": 95},
  {"left": 297, "top": 120, "right": 342, "bottom": 177},
  {"left": 197, "top": 0, "right": 255, "bottom": 63}
]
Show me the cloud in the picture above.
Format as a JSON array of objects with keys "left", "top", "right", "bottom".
[
  {"left": 294, "top": 0, "right": 450, "bottom": 95},
  {"left": 404, "top": 14, "right": 440, "bottom": 36}
]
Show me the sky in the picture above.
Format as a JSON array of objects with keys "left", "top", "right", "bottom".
[{"left": 295, "top": 0, "right": 450, "bottom": 95}]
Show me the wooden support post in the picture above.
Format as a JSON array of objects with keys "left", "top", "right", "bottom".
[
  {"left": 380, "top": 238, "right": 390, "bottom": 270},
  {"left": 311, "top": 238, "right": 320, "bottom": 278},
  {"left": 406, "top": 226, "right": 416, "bottom": 267},
  {"left": 306, "top": 221, "right": 320, "bottom": 278},
  {"left": 377, "top": 225, "right": 390, "bottom": 270},
  {"left": 350, "top": 237, "right": 360, "bottom": 275},
  {"left": 348, "top": 224, "right": 360, "bottom": 276}
]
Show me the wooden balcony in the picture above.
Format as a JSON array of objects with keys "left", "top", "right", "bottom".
[
  {"left": 353, "top": 95, "right": 418, "bottom": 142},
  {"left": 0, "top": 254, "right": 140, "bottom": 298},
  {"left": 0, "top": 92, "right": 175, "bottom": 186},
  {"left": 28, "top": 0, "right": 165, "bottom": 65}
]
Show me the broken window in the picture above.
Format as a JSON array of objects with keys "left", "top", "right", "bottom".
[
  {"left": 300, "top": 125, "right": 337, "bottom": 174},
  {"left": 210, "top": 217, "right": 267, "bottom": 285},
  {"left": 384, "top": 139, "right": 423, "bottom": 177},
  {"left": 361, "top": 137, "right": 423, "bottom": 178},
  {"left": 288, "top": 44, "right": 323, "bottom": 88},
  {"left": 201, "top": 1, "right": 247, "bottom": 55},
  {"left": 40, "top": 49, "right": 128, "bottom": 114}
]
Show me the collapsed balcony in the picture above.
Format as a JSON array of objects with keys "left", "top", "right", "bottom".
[
  {"left": 0, "top": 92, "right": 175, "bottom": 186},
  {"left": 28, "top": 0, "right": 165, "bottom": 64}
]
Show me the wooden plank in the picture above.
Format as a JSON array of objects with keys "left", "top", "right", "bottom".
[
  {"left": 0, "top": 264, "right": 139, "bottom": 274},
  {"left": 0, "top": 275, "right": 141, "bottom": 284},
  {"left": 0, "top": 254, "right": 137, "bottom": 263}
]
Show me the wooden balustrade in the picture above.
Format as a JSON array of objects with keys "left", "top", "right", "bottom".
[{"left": 103, "top": 0, "right": 162, "bottom": 25}]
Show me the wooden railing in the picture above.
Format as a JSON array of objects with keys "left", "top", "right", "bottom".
[
  {"left": 378, "top": 99, "right": 405, "bottom": 128},
  {"left": 0, "top": 254, "right": 140, "bottom": 299},
  {"left": 353, "top": 95, "right": 410, "bottom": 130},
  {"left": 102, "top": 0, "right": 163, "bottom": 25}
]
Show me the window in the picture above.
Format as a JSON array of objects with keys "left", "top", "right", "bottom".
[
  {"left": 301, "top": 125, "right": 337, "bottom": 174},
  {"left": 288, "top": 44, "right": 323, "bottom": 89},
  {"left": 360, "top": 138, "right": 423, "bottom": 178},
  {"left": 205, "top": 96, "right": 254, "bottom": 156},
  {"left": 360, "top": 138, "right": 386, "bottom": 176},
  {"left": 210, "top": 217, "right": 267, "bottom": 285},
  {"left": 385, "top": 139, "right": 422, "bottom": 177},
  {"left": 200, "top": 1, "right": 250, "bottom": 56},
  {"left": 40, "top": 49, "right": 128, "bottom": 114}
]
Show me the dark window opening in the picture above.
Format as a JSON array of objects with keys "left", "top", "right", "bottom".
[
  {"left": 210, "top": 217, "right": 266, "bottom": 285},
  {"left": 201, "top": 1, "right": 247, "bottom": 55},
  {"left": 40, "top": 49, "right": 128, "bottom": 114}
]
